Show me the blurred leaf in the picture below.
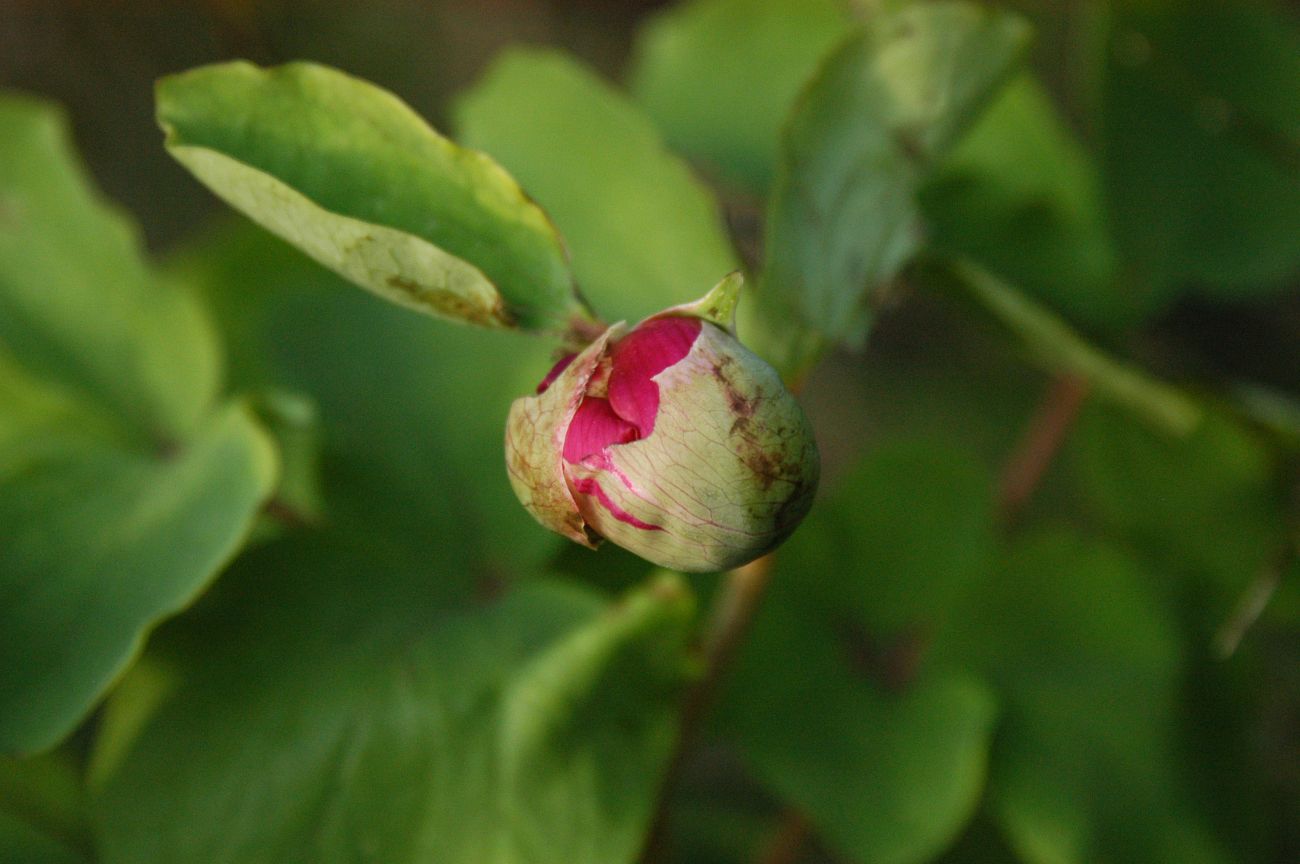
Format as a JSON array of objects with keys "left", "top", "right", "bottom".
[
  {"left": 0, "top": 398, "right": 276, "bottom": 755},
  {"left": 0, "top": 93, "right": 218, "bottom": 441},
  {"left": 0, "top": 96, "right": 276, "bottom": 756},
  {"left": 726, "top": 661, "right": 995, "bottom": 864},
  {"left": 921, "top": 75, "right": 1124, "bottom": 329},
  {"left": 0, "top": 751, "right": 92, "bottom": 864},
  {"left": 628, "top": 0, "right": 854, "bottom": 194},
  {"left": 169, "top": 222, "right": 564, "bottom": 575},
  {"left": 1070, "top": 403, "right": 1287, "bottom": 619},
  {"left": 1102, "top": 0, "right": 1300, "bottom": 303},
  {"left": 0, "top": 813, "right": 89, "bottom": 864},
  {"left": 157, "top": 62, "right": 586, "bottom": 331},
  {"left": 937, "top": 531, "right": 1232, "bottom": 864},
  {"left": 758, "top": 2, "right": 1030, "bottom": 376},
  {"left": 245, "top": 389, "right": 326, "bottom": 529},
  {"left": 720, "top": 442, "right": 999, "bottom": 864},
  {"left": 95, "top": 535, "right": 695, "bottom": 864},
  {"left": 661, "top": 779, "right": 774, "bottom": 864},
  {"left": 455, "top": 48, "right": 738, "bottom": 326},
  {"left": 797, "top": 440, "right": 996, "bottom": 636}
]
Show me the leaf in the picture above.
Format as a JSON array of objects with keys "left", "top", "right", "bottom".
[
  {"left": 794, "top": 440, "right": 996, "bottom": 637},
  {"left": 628, "top": 0, "right": 855, "bottom": 194},
  {"left": 936, "top": 531, "right": 1234, "bottom": 864},
  {"left": 1069, "top": 403, "right": 1287, "bottom": 621},
  {"left": 156, "top": 61, "right": 585, "bottom": 331},
  {"left": 245, "top": 389, "right": 326, "bottom": 528},
  {"left": 0, "top": 398, "right": 276, "bottom": 755},
  {"left": 1102, "top": 0, "right": 1300, "bottom": 303},
  {"left": 455, "top": 48, "right": 738, "bottom": 326},
  {"left": 920, "top": 75, "right": 1124, "bottom": 329},
  {"left": 0, "top": 93, "right": 219, "bottom": 442},
  {"left": 726, "top": 661, "right": 996, "bottom": 864},
  {"left": 0, "top": 751, "right": 93, "bottom": 864},
  {"left": 0, "top": 95, "right": 277, "bottom": 755},
  {"left": 719, "top": 442, "right": 1000, "bottom": 864},
  {"left": 0, "top": 813, "right": 89, "bottom": 864},
  {"left": 168, "top": 222, "right": 565, "bottom": 574},
  {"left": 757, "top": 2, "right": 1030, "bottom": 376},
  {"left": 94, "top": 535, "right": 695, "bottom": 864}
]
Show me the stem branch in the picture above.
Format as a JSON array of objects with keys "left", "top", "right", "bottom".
[
  {"left": 639, "top": 555, "right": 777, "bottom": 863},
  {"left": 925, "top": 256, "right": 1201, "bottom": 436},
  {"left": 1214, "top": 549, "right": 1291, "bottom": 659},
  {"left": 755, "top": 810, "right": 812, "bottom": 864},
  {"left": 998, "top": 373, "right": 1092, "bottom": 523}
]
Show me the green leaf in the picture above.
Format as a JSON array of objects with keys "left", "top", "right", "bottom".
[
  {"left": 244, "top": 389, "right": 326, "bottom": 529},
  {"left": 937, "top": 531, "right": 1233, "bottom": 864},
  {"left": 0, "top": 751, "right": 93, "bottom": 864},
  {"left": 1102, "top": 0, "right": 1300, "bottom": 303},
  {"left": 921, "top": 75, "right": 1124, "bottom": 329},
  {"left": 1069, "top": 403, "right": 1287, "bottom": 621},
  {"left": 628, "top": 0, "right": 854, "bottom": 194},
  {"left": 156, "top": 61, "right": 585, "bottom": 331},
  {"left": 169, "top": 222, "right": 564, "bottom": 574},
  {"left": 0, "top": 813, "right": 89, "bottom": 864},
  {"left": 0, "top": 398, "right": 276, "bottom": 755},
  {"left": 794, "top": 440, "right": 996, "bottom": 637},
  {"left": 94, "top": 536, "right": 695, "bottom": 864},
  {"left": 0, "top": 93, "right": 219, "bottom": 441},
  {"left": 726, "top": 661, "right": 996, "bottom": 864},
  {"left": 0, "top": 95, "right": 277, "bottom": 756},
  {"left": 757, "top": 2, "right": 1030, "bottom": 376},
  {"left": 455, "top": 48, "right": 738, "bottom": 326},
  {"left": 719, "top": 442, "right": 1000, "bottom": 864}
]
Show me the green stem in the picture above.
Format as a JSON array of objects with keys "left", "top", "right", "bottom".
[{"left": 924, "top": 255, "right": 1202, "bottom": 436}]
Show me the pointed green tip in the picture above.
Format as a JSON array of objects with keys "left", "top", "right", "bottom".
[{"left": 667, "top": 271, "right": 743, "bottom": 334}]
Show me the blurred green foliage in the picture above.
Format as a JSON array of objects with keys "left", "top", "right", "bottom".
[
  {"left": 0, "top": 96, "right": 276, "bottom": 757},
  {"left": 455, "top": 47, "right": 740, "bottom": 327},
  {"left": 2, "top": 1, "right": 1298, "bottom": 863}
]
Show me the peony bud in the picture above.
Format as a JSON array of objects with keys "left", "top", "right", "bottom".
[{"left": 505, "top": 275, "right": 819, "bottom": 572}]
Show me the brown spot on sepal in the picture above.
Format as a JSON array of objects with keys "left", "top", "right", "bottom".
[
  {"left": 711, "top": 354, "right": 761, "bottom": 425},
  {"left": 727, "top": 387, "right": 759, "bottom": 420},
  {"left": 739, "top": 439, "right": 801, "bottom": 492}
]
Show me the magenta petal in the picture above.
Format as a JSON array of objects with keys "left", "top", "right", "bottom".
[
  {"left": 536, "top": 353, "right": 577, "bottom": 394},
  {"left": 571, "top": 477, "right": 662, "bottom": 531},
  {"left": 563, "top": 397, "right": 640, "bottom": 463},
  {"left": 608, "top": 317, "right": 701, "bottom": 435}
]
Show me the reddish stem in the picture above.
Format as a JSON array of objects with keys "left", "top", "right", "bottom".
[
  {"left": 755, "top": 810, "right": 813, "bottom": 864},
  {"left": 997, "top": 373, "right": 1092, "bottom": 523}
]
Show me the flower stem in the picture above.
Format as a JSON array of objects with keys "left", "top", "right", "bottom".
[{"left": 639, "top": 554, "right": 777, "bottom": 863}]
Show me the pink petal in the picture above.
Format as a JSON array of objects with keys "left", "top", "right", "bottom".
[
  {"left": 607, "top": 316, "right": 701, "bottom": 435},
  {"left": 536, "top": 353, "right": 577, "bottom": 394},
  {"left": 571, "top": 477, "right": 662, "bottom": 531},
  {"left": 563, "top": 397, "right": 640, "bottom": 463}
]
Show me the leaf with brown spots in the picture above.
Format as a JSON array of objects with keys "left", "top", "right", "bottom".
[{"left": 158, "top": 61, "right": 587, "bottom": 332}]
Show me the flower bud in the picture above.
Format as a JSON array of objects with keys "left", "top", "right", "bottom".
[{"left": 505, "top": 275, "right": 819, "bottom": 572}]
